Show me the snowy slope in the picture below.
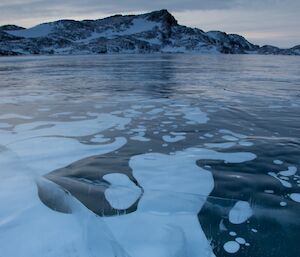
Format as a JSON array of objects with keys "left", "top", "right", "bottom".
[
  {"left": 8, "top": 23, "right": 54, "bottom": 38},
  {"left": 0, "top": 9, "right": 298, "bottom": 56}
]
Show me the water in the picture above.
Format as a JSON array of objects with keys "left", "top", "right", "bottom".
[{"left": 0, "top": 54, "right": 299, "bottom": 257}]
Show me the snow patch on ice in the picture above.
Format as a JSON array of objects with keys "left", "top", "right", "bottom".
[
  {"left": 273, "top": 160, "right": 283, "bottom": 165},
  {"left": 278, "top": 166, "right": 297, "bottom": 176},
  {"left": 204, "top": 142, "right": 236, "bottom": 149},
  {"left": 268, "top": 172, "right": 292, "bottom": 188},
  {"left": 162, "top": 135, "right": 185, "bottom": 143},
  {"left": 235, "top": 237, "right": 246, "bottom": 244},
  {"left": 223, "top": 241, "right": 240, "bottom": 253},
  {"left": 219, "top": 129, "right": 247, "bottom": 139},
  {"left": 229, "top": 201, "right": 253, "bottom": 224},
  {"left": 103, "top": 173, "right": 142, "bottom": 210},
  {"left": 180, "top": 107, "right": 209, "bottom": 124},
  {"left": 289, "top": 193, "right": 300, "bottom": 203},
  {"left": 222, "top": 135, "right": 239, "bottom": 141}
]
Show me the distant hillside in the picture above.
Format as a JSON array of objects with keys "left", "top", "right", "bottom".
[{"left": 0, "top": 10, "right": 299, "bottom": 56}]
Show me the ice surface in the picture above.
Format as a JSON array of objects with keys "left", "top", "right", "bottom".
[
  {"left": 229, "top": 201, "right": 253, "bottom": 224},
  {"left": 1, "top": 54, "right": 298, "bottom": 257},
  {"left": 92, "top": 148, "right": 256, "bottom": 257},
  {"left": 0, "top": 153, "right": 131, "bottom": 257},
  {"left": 0, "top": 113, "right": 130, "bottom": 146},
  {"left": 0, "top": 102, "right": 256, "bottom": 257},
  {"left": 0, "top": 108, "right": 137, "bottom": 257},
  {"left": 5, "top": 136, "right": 126, "bottom": 176}
]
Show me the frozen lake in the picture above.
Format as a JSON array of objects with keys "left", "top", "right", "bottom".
[{"left": 0, "top": 54, "right": 299, "bottom": 257}]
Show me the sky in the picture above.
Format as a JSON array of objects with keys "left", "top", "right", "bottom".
[{"left": 0, "top": 0, "right": 299, "bottom": 48}]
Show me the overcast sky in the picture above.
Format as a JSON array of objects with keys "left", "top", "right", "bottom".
[{"left": 0, "top": 0, "right": 299, "bottom": 47}]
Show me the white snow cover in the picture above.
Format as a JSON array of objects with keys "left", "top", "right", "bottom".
[
  {"left": 229, "top": 201, "right": 253, "bottom": 224},
  {"left": 7, "top": 23, "right": 54, "bottom": 38},
  {"left": 78, "top": 18, "right": 160, "bottom": 42}
]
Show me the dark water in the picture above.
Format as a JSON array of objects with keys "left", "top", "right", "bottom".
[{"left": 0, "top": 54, "right": 299, "bottom": 257}]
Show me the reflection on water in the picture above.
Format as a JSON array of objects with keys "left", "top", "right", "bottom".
[{"left": 0, "top": 54, "right": 299, "bottom": 257}]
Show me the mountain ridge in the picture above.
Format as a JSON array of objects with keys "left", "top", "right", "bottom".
[{"left": 0, "top": 9, "right": 299, "bottom": 56}]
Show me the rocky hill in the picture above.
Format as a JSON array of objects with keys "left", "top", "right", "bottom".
[{"left": 0, "top": 10, "right": 298, "bottom": 56}]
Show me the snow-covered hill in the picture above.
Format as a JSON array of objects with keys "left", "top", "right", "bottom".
[{"left": 0, "top": 10, "right": 299, "bottom": 56}]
